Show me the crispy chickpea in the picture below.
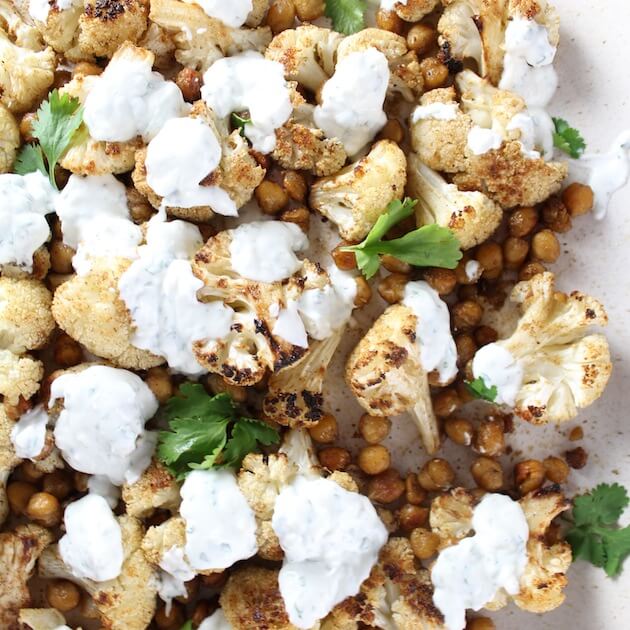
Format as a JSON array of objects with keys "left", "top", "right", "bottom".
[
  {"left": 514, "top": 459, "right": 545, "bottom": 495},
  {"left": 418, "top": 458, "right": 455, "bottom": 491},
  {"left": 354, "top": 276, "right": 372, "bottom": 307},
  {"left": 475, "top": 242, "right": 503, "bottom": 280},
  {"left": 146, "top": 367, "right": 174, "bottom": 404},
  {"left": 200, "top": 571, "right": 227, "bottom": 588},
  {"left": 398, "top": 504, "right": 429, "bottom": 531},
  {"left": 126, "top": 187, "right": 154, "bottom": 223},
  {"left": 455, "top": 333, "right": 477, "bottom": 366},
  {"left": 25, "top": 492, "right": 62, "bottom": 527},
  {"left": 543, "top": 456, "right": 570, "bottom": 484},
  {"left": 367, "top": 469, "right": 405, "bottom": 504},
  {"left": 444, "top": 417, "right": 474, "bottom": 446},
  {"left": 542, "top": 197, "right": 572, "bottom": 233},
  {"left": 20, "top": 460, "right": 44, "bottom": 482},
  {"left": 72, "top": 61, "right": 103, "bottom": 77},
  {"left": 409, "top": 527, "right": 440, "bottom": 560},
  {"left": 359, "top": 413, "right": 391, "bottom": 444},
  {"left": 53, "top": 70, "right": 71, "bottom": 89},
  {"left": 7, "top": 481, "right": 37, "bottom": 515},
  {"left": 381, "top": 254, "right": 411, "bottom": 274},
  {"left": 255, "top": 180, "right": 289, "bottom": 214},
  {"left": 432, "top": 388, "right": 462, "bottom": 418},
  {"left": 503, "top": 237, "right": 530, "bottom": 270},
  {"left": 509, "top": 207, "right": 539, "bottom": 238},
  {"left": 205, "top": 374, "right": 247, "bottom": 403},
  {"left": 452, "top": 300, "right": 483, "bottom": 330},
  {"left": 377, "top": 273, "right": 408, "bottom": 304},
  {"left": 46, "top": 579, "right": 81, "bottom": 612},
  {"left": 407, "top": 24, "right": 436, "bottom": 54},
  {"left": 519, "top": 261, "right": 546, "bottom": 281},
  {"left": 155, "top": 601, "right": 184, "bottom": 629},
  {"left": 466, "top": 617, "right": 496, "bottom": 630},
  {"left": 73, "top": 472, "right": 89, "bottom": 492},
  {"left": 375, "top": 9, "right": 404, "bottom": 34},
  {"left": 53, "top": 333, "right": 83, "bottom": 367},
  {"left": 531, "top": 229, "right": 561, "bottom": 263},
  {"left": 565, "top": 446, "right": 588, "bottom": 469},
  {"left": 42, "top": 471, "right": 73, "bottom": 500},
  {"left": 319, "top": 447, "right": 351, "bottom": 471},
  {"left": 420, "top": 57, "right": 449, "bottom": 89},
  {"left": 378, "top": 119, "right": 405, "bottom": 144},
  {"left": 280, "top": 206, "right": 310, "bottom": 232},
  {"left": 331, "top": 242, "right": 358, "bottom": 270},
  {"left": 283, "top": 171, "right": 307, "bottom": 202},
  {"left": 267, "top": 0, "right": 296, "bottom": 33},
  {"left": 473, "top": 419, "right": 505, "bottom": 457},
  {"left": 175, "top": 67, "right": 202, "bottom": 102},
  {"left": 474, "top": 325, "right": 498, "bottom": 347},
  {"left": 358, "top": 444, "right": 391, "bottom": 476},
  {"left": 405, "top": 473, "right": 427, "bottom": 505},
  {"left": 423, "top": 267, "right": 457, "bottom": 295},
  {"left": 562, "top": 183, "right": 594, "bottom": 216},
  {"left": 308, "top": 413, "right": 338, "bottom": 444},
  {"left": 471, "top": 456, "right": 503, "bottom": 491},
  {"left": 192, "top": 600, "right": 216, "bottom": 627},
  {"left": 49, "top": 240, "right": 75, "bottom": 274},
  {"left": 293, "top": 0, "right": 324, "bottom": 21}
]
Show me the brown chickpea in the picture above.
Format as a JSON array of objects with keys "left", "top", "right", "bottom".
[
  {"left": 455, "top": 333, "right": 477, "bottom": 366},
  {"left": 475, "top": 242, "right": 503, "bottom": 280},
  {"left": 175, "top": 577, "right": 199, "bottom": 604},
  {"left": 49, "top": 240, "right": 75, "bottom": 274},
  {"left": 146, "top": 367, "right": 174, "bottom": 404},
  {"left": 543, "top": 456, "right": 570, "bottom": 484},
  {"left": 42, "top": 470, "right": 73, "bottom": 500},
  {"left": 381, "top": 254, "right": 411, "bottom": 274},
  {"left": 192, "top": 600, "right": 217, "bottom": 627},
  {"left": 25, "top": 492, "right": 62, "bottom": 527},
  {"left": 407, "top": 24, "right": 436, "bottom": 54},
  {"left": 378, "top": 119, "right": 405, "bottom": 144},
  {"left": 72, "top": 61, "right": 103, "bottom": 78},
  {"left": 562, "top": 183, "right": 594, "bottom": 216},
  {"left": 418, "top": 459, "right": 455, "bottom": 491},
  {"left": 354, "top": 277, "right": 372, "bottom": 307},
  {"left": 375, "top": 9, "right": 404, "bottom": 34},
  {"left": 419, "top": 57, "right": 449, "bottom": 90},
  {"left": 409, "top": 527, "right": 440, "bottom": 560},
  {"left": 53, "top": 333, "right": 83, "bottom": 367},
  {"left": 452, "top": 300, "right": 483, "bottom": 330},
  {"left": 378, "top": 273, "right": 408, "bottom": 304},
  {"left": 542, "top": 197, "right": 572, "bottom": 233},
  {"left": 155, "top": 601, "right": 184, "bottom": 629},
  {"left": 267, "top": 0, "right": 296, "bottom": 33},
  {"left": 398, "top": 504, "right": 429, "bottom": 531},
  {"left": 293, "top": 0, "right": 324, "bottom": 21},
  {"left": 518, "top": 261, "right": 546, "bottom": 281},
  {"left": 473, "top": 419, "right": 505, "bottom": 457},
  {"left": 53, "top": 70, "right": 71, "bottom": 89},
  {"left": 308, "top": 413, "right": 338, "bottom": 444},
  {"left": 319, "top": 447, "right": 351, "bottom": 471},
  {"left": 205, "top": 374, "right": 247, "bottom": 403},
  {"left": 455, "top": 257, "right": 480, "bottom": 286},
  {"left": 255, "top": 180, "right": 289, "bottom": 214},
  {"left": 565, "top": 446, "right": 588, "bottom": 470},
  {"left": 280, "top": 206, "right": 310, "bottom": 232},
  {"left": 46, "top": 579, "right": 81, "bottom": 612},
  {"left": 405, "top": 473, "right": 427, "bottom": 505},
  {"left": 200, "top": 571, "right": 227, "bottom": 588},
  {"left": 444, "top": 417, "right": 474, "bottom": 446},
  {"left": 514, "top": 459, "right": 545, "bottom": 495},
  {"left": 466, "top": 617, "right": 496, "bottom": 630},
  {"left": 423, "top": 267, "right": 457, "bottom": 295},
  {"left": 331, "top": 242, "right": 358, "bottom": 270},
  {"left": 509, "top": 207, "right": 539, "bottom": 238},
  {"left": 471, "top": 456, "right": 503, "bottom": 491},
  {"left": 283, "top": 171, "right": 307, "bottom": 202},
  {"left": 531, "top": 229, "right": 561, "bottom": 263},
  {"left": 20, "top": 460, "right": 44, "bottom": 482},
  {"left": 432, "top": 388, "right": 462, "bottom": 418},
  {"left": 367, "top": 469, "right": 405, "bottom": 504},
  {"left": 358, "top": 444, "right": 391, "bottom": 476},
  {"left": 359, "top": 413, "right": 391, "bottom": 444},
  {"left": 503, "top": 237, "right": 530, "bottom": 270},
  {"left": 79, "top": 593, "right": 101, "bottom": 619},
  {"left": 74, "top": 471, "right": 89, "bottom": 492},
  {"left": 126, "top": 188, "right": 154, "bottom": 223},
  {"left": 175, "top": 67, "right": 202, "bottom": 102},
  {"left": 474, "top": 325, "right": 498, "bottom": 347},
  {"left": 7, "top": 481, "right": 37, "bottom": 515}
]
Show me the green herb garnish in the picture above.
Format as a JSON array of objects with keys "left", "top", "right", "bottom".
[
  {"left": 552, "top": 117, "right": 586, "bottom": 159},
  {"left": 325, "top": 0, "right": 366, "bottom": 35},
  {"left": 231, "top": 112, "right": 252, "bottom": 138},
  {"left": 465, "top": 377, "right": 498, "bottom": 403}
]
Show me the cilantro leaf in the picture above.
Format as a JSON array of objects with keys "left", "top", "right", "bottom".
[
  {"left": 553, "top": 117, "right": 586, "bottom": 159},
  {"left": 180, "top": 622, "right": 193, "bottom": 630},
  {"left": 14, "top": 143, "right": 47, "bottom": 178},
  {"left": 231, "top": 112, "right": 252, "bottom": 138},
  {"left": 342, "top": 198, "right": 463, "bottom": 279},
  {"left": 157, "top": 384, "right": 280, "bottom": 480},
  {"left": 325, "top": 0, "right": 366, "bottom": 35},
  {"left": 566, "top": 483, "right": 630, "bottom": 577},
  {"left": 465, "top": 377, "right": 498, "bottom": 402}
]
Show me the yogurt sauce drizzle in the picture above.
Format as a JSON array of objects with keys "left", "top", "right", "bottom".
[
  {"left": 432, "top": 493, "right": 529, "bottom": 630},
  {"left": 412, "top": 102, "right": 459, "bottom": 123},
  {"left": 28, "top": 0, "right": 81, "bottom": 22},
  {"left": 197, "top": 609, "right": 231, "bottom": 630},
  {"left": 0, "top": 172, "right": 56, "bottom": 271},
  {"left": 59, "top": 494, "right": 124, "bottom": 582},
  {"left": 314, "top": 48, "right": 390, "bottom": 156},
  {"left": 145, "top": 117, "right": 237, "bottom": 216},
  {"left": 467, "top": 126, "right": 503, "bottom": 155},
  {"left": 183, "top": 0, "right": 253, "bottom": 27},
  {"left": 10, "top": 405, "right": 48, "bottom": 459},
  {"left": 472, "top": 343, "right": 524, "bottom": 406},
  {"left": 403, "top": 281, "right": 458, "bottom": 384},
  {"left": 202, "top": 52, "right": 293, "bottom": 154},
  {"left": 50, "top": 365, "right": 159, "bottom": 486},
  {"left": 180, "top": 469, "right": 258, "bottom": 571},
  {"left": 157, "top": 546, "right": 196, "bottom": 613}
]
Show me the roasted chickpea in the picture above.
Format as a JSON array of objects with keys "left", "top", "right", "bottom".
[
  {"left": 308, "top": 413, "right": 338, "bottom": 444},
  {"left": 503, "top": 237, "right": 530, "bottom": 270},
  {"left": 25, "top": 492, "right": 62, "bottom": 527},
  {"left": 432, "top": 388, "right": 462, "bottom": 418},
  {"left": 562, "top": 183, "right": 594, "bottom": 216},
  {"left": 205, "top": 374, "right": 247, "bottom": 403},
  {"left": 175, "top": 577, "right": 199, "bottom": 604},
  {"left": 146, "top": 367, "right": 174, "bottom": 404},
  {"left": 283, "top": 170, "right": 307, "bottom": 202},
  {"left": 398, "top": 504, "right": 429, "bottom": 531},
  {"left": 46, "top": 579, "right": 81, "bottom": 612},
  {"left": 471, "top": 456, "right": 503, "bottom": 491},
  {"left": 255, "top": 180, "right": 289, "bottom": 214},
  {"left": 452, "top": 300, "right": 483, "bottom": 330},
  {"left": 280, "top": 206, "right": 310, "bottom": 232},
  {"left": 7, "top": 481, "right": 37, "bottom": 515},
  {"left": 126, "top": 187, "right": 154, "bottom": 223},
  {"left": 508, "top": 206, "right": 539, "bottom": 238},
  {"left": 175, "top": 67, "right": 202, "bottom": 102},
  {"left": 49, "top": 240, "right": 75, "bottom": 274},
  {"left": 543, "top": 456, "right": 570, "bottom": 484},
  {"left": 419, "top": 57, "right": 449, "bottom": 89},
  {"left": 381, "top": 254, "right": 411, "bottom": 274},
  {"left": 42, "top": 470, "right": 73, "bottom": 500},
  {"left": 466, "top": 617, "right": 496, "bottom": 630},
  {"left": 514, "top": 459, "right": 545, "bottom": 495},
  {"left": 53, "top": 333, "right": 83, "bottom": 367},
  {"left": 367, "top": 469, "right": 405, "bottom": 504},
  {"left": 20, "top": 460, "right": 44, "bottom": 482},
  {"left": 200, "top": 571, "right": 227, "bottom": 588},
  {"left": 192, "top": 600, "right": 216, "bottom": 627},
  {"left": 475, "top": 242, "right": 503, "bottom": 280},
  {"left": 358, "top": 445, "right": 391, "bottom": 476},
  {"left": 319, "top": 447, "right": 351, "bottom": 471},
  {"left": 377, "top": 273, "right": 408, "bottom": 304},
  {"left": 531, "top": 229, "right": 561, "bottom": 263},
  {"left": 155, "top": 601, "right": 184, "bottom": 629},
  {"left": 407, "top": 24, "right": 436, "bottom": 54},
  {"left": 455, "top": 333, "right": 477, "bottom": 366},
  {"left": 519, "top": 261, "right": 546, "bottom": 281},
  {"left": 473, "top": 419, "right": 505, "bottom": 457},
  {"left": 474, "top": 325, "right": 498, "bottom": 347},
  {"left": 359, "top": 413, "right": 391, "bottom": 444},
  {"left": 423, "top": 267, "right": 457, "bottom": 295},
  {"left": 293, "top": 0, "right": 324, "bottom": 21},
  {"left": 444, "top": 417, "right": 474, "bottom": 446},
  {"left": 53, "top": 70, "right": 71, "bottom": 89},
  {"left": 565, "top": 446, "right": 588, "bottom": 469},
  {"left": 405, "top": 473, "right": 427, "bottom": 505},
  {"left": 73, "top": 472, "right": 89, "bottom": 492},
  {"left": 375, "top": 9, "right": 404, "bottom": 34},
  {"left": 267, "top": 0, "right": 296, "bottom": 33},
  {"left": 418, "top": 458, "right": 455, "bottom": 491},
  {"left": 455, "top": 257, "right": 481, "bottom": 286},
  {"left": 378, "top": 119, "right": 405, "bottom": 144},
  {"left": 331, "top": 242, "right": 358, "bottom": 270},
  {"left": 542, "top": 197, "right": 572, "bottom": 233},
  {"left": 354, "top": 277, "right": 372, "bottom": 307},
  {"left": 72, "top": 62, "right": 103, "bottom": 77},
  {"left": 409, "top": 527, "right": 440, "bottom": 560}
]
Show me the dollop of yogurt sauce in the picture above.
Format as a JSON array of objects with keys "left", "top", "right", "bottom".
[
  {"left": 59, "top": 494, "right": 124, "bottom": 582},
  {"left": 29, "top": 0, "right": 81, "bottom": 22},
  {"left": 55, "top": 174, "right": 143, "bottom": 275},
  {"left": 50, "top": 365, "right": 159, "bottom": 486},
  {"left": 314, "top": 48, "right": 390, "bottom": 156},
  {"left": 119, "top": 214, "right": 234, "bottom": 374},
  {"left": 87, "top": 475, "right": 121, "bottom": 509},
  {"left": 465, "top": 260, "right": 482, "bottom": 282},
  {"left": 183, "top": 0, "right": 252, "bottom": 27},
  {"left": 432, "top": 493, "right": 529, "bottom": 630},
  {"left": 202, "top": 52, "right": 293, "bottom": 153},
  {"left": 0, "top": 172, "right": 56, "bottom": 271},
  {"left": 10, "top": 405, "right": 48, "bottom": 459},
  {"left": 403, "top": 281, "right": 458, "bottom": 384},
  {"left": 180, "top": 469, "right": 258, "bottom": 571},
  {"left": 145, "top": 117, "right": 237, "bottom": 216},
  {"left": 467, "top": 126, "right": 503, "bottom": 155},
  {"left": 84, "top": 51, "right": 188, "bottom": 143},
  {"left": 198, "top": 609, "right": 231, "bottom": 630},
  {"left": 157, "top": 546, "right": 196, "bottom": 613},
  {"left": 472, "top": 343, "right": 524, "bottom": 406},
  {"left": 272, "top": 301, "right": 308, "bottom": 348},
  {"left": 411, "top": 102, "right": 459, "bottom": 123}
]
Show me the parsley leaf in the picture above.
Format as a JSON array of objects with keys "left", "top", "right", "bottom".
[
  {"left": 552, "top": 117, "right": 586, "bottom": 159},
  {"left": 325, "top": 0, "right": 366, "bottom": 35},
  {"left": 180, "top": 622, "right": 193, "bottom": 630},
  {"left": 231, "top": 112, "right": 252, "bottom": 138},
  {"left": 14, "top": 90, "right": 83, "bottom": 188},
  {"left": 157, "top": 384, "right": 280, "bottom": 480},
  {"left": 465, "top": 377, "right": 498, "bottom": 402},
  {"left": 566, "top": 483, "right": 630, "bottom": 577},
  {"left": 342, "top": 198, "right": 463, "bottom": 279}
]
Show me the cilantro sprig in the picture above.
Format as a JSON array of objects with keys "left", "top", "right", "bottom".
[
  {"left": 14, "top": 90, "right": 84, "bottom": 189},
  {"left": 231, "top": 112, "right": 252, "bottom": 138},
  {"left": 342, "top": 198, "right": 463, "bottom": 279},
  {"left": 325, "top": 0, "right": 366, "bottom": 35},
  {"left": 180, "top": 622, "right": 193, "bottom": 630},
  {"left": 552, "top": 117, "right": 586, "bottom": 159},
  {"left": 465, "top": 376, "right": 498, "bottom": 403},
  {"left": 566, "top": 483, "right": 630, "bottom": 577},
  {"left": 157, "top": 384, "right": 280, "bottom": 480}
]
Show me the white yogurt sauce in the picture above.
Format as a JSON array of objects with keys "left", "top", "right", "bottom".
[
  {"left": 314, "top": 48, "right": 390, "bottom": 156},
  {"left": 272, "top": 475, "right": 388, "bottom": 629},
  {"left": 50, "top": 365, "right": 159, "bottom": 486},
  {"left": 467, "top": 126, "right": 503, "bottom": 155},
  {"left": 229, "top": 221, "right": 308, "bottom": 283},
  {"left": 84, "top": 53, "right": 188, "bottom": 143},
  {"left": 198, "top": 610, "right": 231, "bottom": 630},
  {"left": 472, "top": 343, "right": 524, "bottom": 406},
  {"left": 55, "top": 174, "right": 143, "bottom": 274},
  {"left": 10, "top": 405, "right": 48, "bottom": 459},
  {"left": 183, "top": 0, "right": 252, "bottom": 27},
  {"left": 380, "top": 0, "right": 408, "bottom": 10},
  {"left": 180, "top": 469, "right": 258, "bottom": 571},
  {"left": 0, "top": 172, "right": 56, "bottom": 271},
  {"left": 507, "top": 110, "right": 555, "bottom": 161},
  {"left": 87, "top": 475, "right": 121, "bottom": 509},
  {"left": 403, "top": 281, "right": 458, "bottom": 384},
  {"left": 145, "top": 117, "right": 237, "bottom": 216},
  {"left": 464, "top": 260, "right": 482, "bottom": 282},
  {"left": 432, "top": 493, "right": 529, "bottom": 630},
  {"left": 412, "top": 102, "right": 459, "bottom": 123},
  {"left": 59, "top": 494, "right": 124, "bottom": 582},
  {"left": 272, "top": 301, "right": 309, "bottom": 348},
  {"left": 119, "top": 215, "right": 234, "bottom": 374},
  {"left": 202, "top": 52, "right": 293, "bottom": 154},
  {"left": 157, "top": 546, "right": 196, "bottom": 613},
  {"left": 29, "top": 0, "right": 81, "bottom": 22}
]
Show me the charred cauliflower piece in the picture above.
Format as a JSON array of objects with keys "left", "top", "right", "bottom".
[
  {"left": 0, "top": 0, "right": 45, "bottom": 50},
  {"left": 0, "top": 405, "right": 21, "bottom": 525},
  {"left": 122, "top": 459, "right": 181, "bottom": 519},
  {"left": 141, "top": 516, "right": 186, "bottom": 565},
  {"left": 0, "top": 103, "right": 19, "bottom": 173},
  {"left": 386, "top": 0, "right": 440, "bottom": 21},
  {"left": 0, "top": 349, "right": 44, "bottom": 406},
  {"left": 310, "top": 140, "right": 407, "bottom": 242}
]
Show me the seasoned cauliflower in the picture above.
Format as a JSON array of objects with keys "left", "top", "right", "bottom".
[
  {"left": 122, "top": 459, "right": 181, "bottom": 519},
  {"left": 0, "top": 103, "right": 19, "bottom": 173},
  {"left": 18, "top": 608, "right": 67, "bottom": 630},
  {"left": 0, "top": 404, "right": 21, "bottom": 525},
  {"left": 141, "top": 516, "right": 187, "bottom": 565},
  {"left": 407, "top": 155, "right": 502, "bottom": 249},
  {"left": 0, "top": 349, "right": 44, "bottom": 406},
  {"left": 0, "top": 0, "right": 45, "bottom": 50},
  {"left": 310, "top": 140, "right": 407, "bottom": 242}
]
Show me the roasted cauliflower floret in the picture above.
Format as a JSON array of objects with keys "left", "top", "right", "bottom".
[
  {"left": 18, "top": 608, "right": 67, "bottom": 630},
  {"left": 407, "top": 155, "right": 502, "bottom": 249},
  {"left": 0, "top": 0, "right": 45, "bottom": 50},
  {"left": 122, "top": 459, "right": 180, "bottom": 519},
  {"left": 0, "top": 349, "right": 44, "bottom": 406},
  {"left": 0, "top": 404, "right": 21, "bottom": 525},
  {"left": 51, "top": 256, "right": 164, "bottom": 370},
  {"left": 310, "top": 140, "right": 406, "bottom": 242},
  {"left": 386, "top": 0, "right": 440, "bottom": 21},
  {"left": 141, "top": 516, "right": 186, "bottom": 565},
  {"left": 0, "top": 103, "right": 19, "bottom": 173}
]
